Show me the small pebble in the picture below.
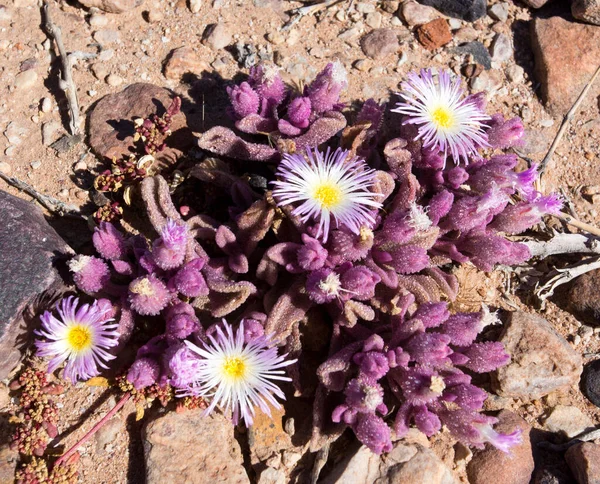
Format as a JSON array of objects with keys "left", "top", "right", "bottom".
[
  {"left": 76, "top": 190, "right": 89, "bottom": 201},
  {"left": 89, "top": 13, "right": 108, "bottom": 27},
  {"left": 74, "top": 161, "right": 88, "bottom": 171},
  {"left": 0, "top": 39, "right": 10, "bottom": 50},
  {"left": 99, "top": 49, "right": 115, "bottom": 61},
  {"left": 505, "top": 64, "right": 524, "bottom": 83},
  {"left": 106, "top": 74, "right": 123, "bottom": 86},
  {"left": 539, "top": 119, "right": 554, "bottom": 127},
  {"left": 335, "top": 9, "right": 346, "bottom": 21},
  {"left": 202, "top": 23, "right": 232, "bottom": 50},
  {"left": 4, "top": 146, "right": 15, "bottom": 156},
  {"left": 40, "top": 97, "right": 52, "bottom": 113},
  {"left": 189, "top": 0, "right": 201, "bottom": 12},
  {"left": 266, "top": 31, "right": 284, "bottom": 45},
  {"left": 353, "top": 59, "right": 371, "bottom": 71},
  {"left": 366, "top": 11, "right": 382, "bottom": 29},
  {"left": 30, "top": 160, "right": 41, "bottom": 170},
  {"left": 14, "top": 70, "right": 38, "bottom": 90},
  {"left": 355, "top": 2, "right": 376, "bottom": 13},
  {"left": 58, "top": 188, "right": 69, "bottom": 197},
  {"left": 448, "top": 18, "right": 462, "bottom": 29},
  {"left": 146, "top": 9, "right": 163, "bottom": 22},
  {"left": 88, "top": 89, "right": 98, "bottom": 97},
  {"left": 488, "top": 2, "right": 509, "bottom": 22},
  {"left": 0, "top": 161, "right": 11, "bottom": 174},
  {"left": 92, "top": 63, "right": 109, "bottom": 80},
  {"left": 0, "top": 5, "right": 12, "bottom": 23},
  {"left": 94, "top": 29, "right": 121, "bottom": 45}
]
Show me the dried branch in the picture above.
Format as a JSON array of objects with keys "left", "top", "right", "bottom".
[
  {"left": 283, "top": 0, "right": 343, "bottom": 30},
  {"left": 0, "top": 171, "right": 81, "bottom": 217},
  {"left": 43, "top": 1, "right": 81, "bottom": 136},
  {"left": 53, "top": 393, "right": 131, "bottom": 469},
  {"left": 524, "top": 233, "right": 600, "bottom": 259},
  {"left": 553, "top": 211, "right": 600, "bottom": 238},
  {"left": 535, "top": 256, "right": 600, "bottom": 303},
  {"left": 538, "top": 64, "right": 600, "bottom": 179}
]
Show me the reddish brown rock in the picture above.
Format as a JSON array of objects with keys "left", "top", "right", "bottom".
[
  {"left": 565, "top": 442, "right": 600, "bottom": 484},
  {"left": 531, "top": 16, "right": 600, "bottom": 115},
  {"left": 467, "top": 411, "right": 534, "bottom": 484},
  {"left": 164, "top": 46, "right": 210, "bottom": 81},
  {"left": 360, "top": 29, "right": 400, "bottom": 59},
  {"left": 567, "top": 269, "right": 600, "bottom": 326},
  {"left": 0, "top": 190, "right": 72, "bottom": 379},
  {"left": 520, "top": 0, "right": 549, "bottom": 7},
  {"left": 248, "top": 405, "right": 292, "bottom": 465},
  {"left": 78, "top": 0, "right": 142, "bottom": 13},
  {"left": 88, "top": 83, "right": 193, "bottom": 165},
  {"left": 572, "top": 0, "right": 600, "bottom": 26},
  {"left": 143, "top": 410, "right": 249, "bottom": 484},
  {"left": 493, "top": 311, "right": 582, "bottom": 400},
  {"left": 416, "top": 19, "right": 453, "bottom": 50}
]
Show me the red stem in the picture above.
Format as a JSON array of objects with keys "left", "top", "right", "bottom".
[{"left": 54, "top": 392, "right": 131, "bottom": 469}]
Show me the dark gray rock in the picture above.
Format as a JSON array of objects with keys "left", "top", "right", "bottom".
[
  {"left": 416, "top": 0, "right": 486, "bottom": 21},
  {"left": 0, "top": 190, "right": 72, "bottom": 379},
  {"left": 582, "top": 359, "right": 600, "bottom": 408},
  {"left": 454, "top": 41, "right": 492, "bottom": 69}
]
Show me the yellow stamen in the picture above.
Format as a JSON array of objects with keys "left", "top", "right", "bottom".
[
  {"left": 314, "top": 183, "right": 342, "bottom": 209},
  {"left": 67, "top": 325, "right": 93, "bottom": 352},
  {"left": 431, "top": 106, "right": 454, "bottom": 129},
  {"left": 223, "top": 357, "right": 246, "bottom": 379}
]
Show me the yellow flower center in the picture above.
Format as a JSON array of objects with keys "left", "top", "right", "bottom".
[
  {"left": 66, "top": 325, "right": 93, "bottom": 352},
  {"left": 314, "top": 183, "right": 342, "bottom": 209},
  {"left": 431, "top": 106, "right": 454, "bottom": 129},
  {"left": 223, "top": 357, "right": 246, "bottom": 379}
]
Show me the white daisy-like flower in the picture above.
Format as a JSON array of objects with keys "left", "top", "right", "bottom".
[
  {"left": 392, "top": 69, "right": 490, "bottom": 163},
  {"left": 181, "top": 321, "right": 296, "bottom": 426},
  {"left": 271, "top": 147, "right": 382, "bottom": 242},
  {"left": 35, "top": 296, "right": 119, "bottom": 382}
]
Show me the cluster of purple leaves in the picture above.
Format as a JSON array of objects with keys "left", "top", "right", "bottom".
[
  {"left": 197, "top": 63, "right": 349, "bottom": 162},
  {"left": 64, "top": 63, "right": 563, "bottom": 455}
]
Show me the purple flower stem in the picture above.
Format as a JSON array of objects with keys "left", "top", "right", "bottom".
[{"left": 53, "top": 392, "right": 131, "bottom": 470}]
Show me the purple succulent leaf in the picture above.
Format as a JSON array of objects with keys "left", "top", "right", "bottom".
[
  {"left": 235, "top": 114, "right": 278, "bottom": 134},
  {"left": 197, "top": 126, "right": 279, "bottom": 162},
  {"left": 459, "top": 341, "right": 510, "bottom": 373}
]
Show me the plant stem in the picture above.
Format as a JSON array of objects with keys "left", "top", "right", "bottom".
[
  {"left": 553, "top": 211, "right": 600, "bottom": 238},
  {"left": 53, "top": 393, "right": 131, "bottom": 469}
]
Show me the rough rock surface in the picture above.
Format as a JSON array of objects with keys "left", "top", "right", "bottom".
[
  {"left": 416, "top": 0, "right": 486, "bottom": 21},
  {"left": 78, "top": 0, "right": 142, "bottom": 13},
  {"left": 88, "top": 83, "right": 194, "bottom": 164},
  {"left": 565, "top": 442, "right": 600, "bottom": 484},
  {"left": 572, "top": 0, "right": 600, "bottom": 26},
  {"left": 542, "top": 405, "right": 594, "bottom": 438},
  {"left": 143, "top": 410, "right": 250, "bottom": 484},
  {"left": 493, "top": 311, "right": 582, "bottom": 400},
  {"left": 360, "top": 29, "right": 400, "bottom": 59},
  {"left": 163, "top": 46, "right": 209, "bottom": 81},
  {"left": 567, "top": 269, "right": 600, "bottom": 326},
  {"left": 582, "top": 359, "right": 600, "bottom": 407},
  {"left": 401, "top": 1, "right": 440, "bottom": 25},
  {"left": 531, "top": 16, "right": 600, "bottom": 115},
  {"left": 323, "top": 442, "right": 457, "bottom": 484},
  {"left": 248, "top": 405, "right": 292, "bottom": 465},
  {"left": 0, "top": 190, "right": 72, "bottom": 379},
  {"left": 467, "top": 410, "right": 534, "bottom": 484},
  {"left": 416, "top": 18, "right": 453, "bottom": 50}
]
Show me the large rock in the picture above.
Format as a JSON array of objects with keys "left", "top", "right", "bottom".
[
  {"left": 78, "top": 0, "right": 142, "bottom": 13},
  {"left": 542, "top": 405, "right": 594, "bottom": 438},
  {"left": 582, "top": 359, "right": 600, "bottom": 407},
  {"left": 565, "top": 442, "right": 600, "bottom": 484},
  {"left": 323, "top": 442, "right": 458, "bottom": 484},
  {"left": 0, "top": 190, "right": 72, "bottom": 379},
  {"left": 467, "top": 410, "right": 535, "bottom": 484},
  {"left": 143, "top": 410, "right": 250, "bottom": 484},
  {"left": 493, "top": 311, "right": 582, "bottom": 400},
  {"left": 567, "top": 270, "right": 600, "bottom": 326},
  {"left": 416, "top": 0, "right": 486, "bottom": 21},
  {"left": 572, "top": 0, "right": 600, "bottom": 26},
  {"left": 531, "top": 16, "right": 600, "bottom": 115},
  {"left": 88, "top": 83, "right": 194, "bottom": 165}
]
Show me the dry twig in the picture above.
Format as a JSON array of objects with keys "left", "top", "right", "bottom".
[
  {"left": 553, "top": 211, "right": 600, "bottom": 238},
  {"left": 535, "top": 256, "right": 600, "bottom": 303},
  {"left": 283, "top": 0, "right": 343, "bottom": 30},
  {"left": 43, "top": 1, "right": 82, "bottom": 137},
  {"left": 0, "top": 171, "right": 81, "bottom": 217},
  {"left": 537, "top": 64, "right": 600, "bottom": 180},
  {"left": 524, "top": 233, "right": 600, "bottom": 259}
]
